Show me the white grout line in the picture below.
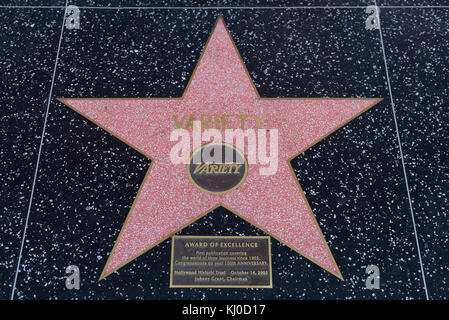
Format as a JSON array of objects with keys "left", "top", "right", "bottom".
[
  {"left": 374, "top": 0, "right": 430, "bottom": 300},
  {"left": 75, "top": 5, "right": 449, "bottom": 9},
  {"left": 10, "top": 0, "right": 68, "bottom": 300},
  {"left": 1, "top": 5, "right": 449, "bottom": 9}
]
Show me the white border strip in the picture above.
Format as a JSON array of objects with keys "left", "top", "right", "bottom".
[
  {"left": 1, "top": 5, "right": 449, "bottom": 9},
  {"left": 10, "top": 0, "right": 68, "bottom": 300}
]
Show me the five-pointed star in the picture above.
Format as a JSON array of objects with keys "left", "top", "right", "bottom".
[{"left": 58, "top": 16, "right": 381, "bottom": 280}]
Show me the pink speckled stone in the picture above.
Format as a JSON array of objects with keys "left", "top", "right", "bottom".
[{"left": 61, "top": 17, "right": 380, "bottom": 280}]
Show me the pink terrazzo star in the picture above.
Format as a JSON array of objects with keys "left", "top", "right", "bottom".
[{"left": 59, "top": 16, "right": 381, "bottom": 280}]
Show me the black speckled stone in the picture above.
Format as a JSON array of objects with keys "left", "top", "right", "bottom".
[
  {"left": 379, "top": 1, "right": 449, "bottom": 6},
  {"left": 5, "top": 0, "right": 449, "bottom": 8},
  {"left": 381, "top": 8, "right": 449, "bottom": 300},
  {"left": 71, "top": 1, "right": 376, "bottom": 8},
  {"left": 0, "top": 8, "right": 63, "bottom": 299},
  {"left": 2, "top": 1, "right": 65, "bottom": 6},
  {"left": 10, "top": 8, "right": 428, "bottom": 300}
]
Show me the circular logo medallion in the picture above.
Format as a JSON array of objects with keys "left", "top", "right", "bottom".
[{"left": 187, "top": 143, "right": 248, "bottom": 194}]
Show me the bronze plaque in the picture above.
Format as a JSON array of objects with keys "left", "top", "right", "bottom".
[
  {"left": 187, "top": 143, "right": 248, "bottom": 195},
  {"left": 170, "top": 236, "right": 272, "bottom": 288}
]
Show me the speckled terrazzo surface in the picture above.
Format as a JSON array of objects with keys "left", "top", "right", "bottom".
[
  {"left": 381, "top": 8, "right": 449, "bottom": 300},
  {"left": 0, "top": 7, "right": 63, "bottom": 298},
  {"left": 1, "top": 2, "right": 447, "bottom": 300}
]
